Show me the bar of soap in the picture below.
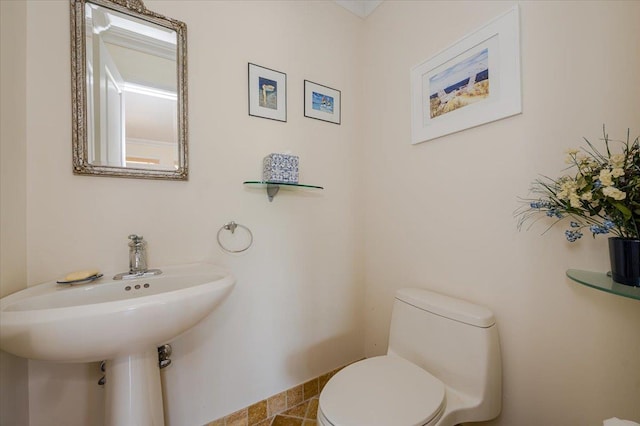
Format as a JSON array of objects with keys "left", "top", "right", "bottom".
[{"left": 63, "top": 269, "right": 100, "bottom": 282}]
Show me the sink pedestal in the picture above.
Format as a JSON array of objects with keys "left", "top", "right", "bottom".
[{"left": 105, "top": 348, "right": 164, "bottom": 426}]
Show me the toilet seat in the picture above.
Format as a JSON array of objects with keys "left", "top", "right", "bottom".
[{"left": 319, "top": 356, "right": 446, "bottom": 426}]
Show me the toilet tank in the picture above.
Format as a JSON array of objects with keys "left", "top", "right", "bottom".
[{"left": 387, "top": 288, "right": 501, "bottom": 419}]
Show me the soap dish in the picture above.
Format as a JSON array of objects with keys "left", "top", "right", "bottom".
[{"left": 56, "top": 273, "right": 103, "bottom": 285}]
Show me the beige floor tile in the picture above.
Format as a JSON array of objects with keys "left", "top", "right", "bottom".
[
  {"left": 268, "top": 391, "right": 287, "bottom": 417},
  {"left": 248, "top": 400, "right": 268, "bottom": 425},
  {"left": 226, "top": 407, "right": 248, "bottom": 426},
  {"left": 305, "top": 398, "right": 319, "bottom": 420},
  {"left": 271, "top": 415, "right": 303, "bottom": 426},
  {"left": 286, "top": 385, "right": 304, "bottom": 407},
  {"left": 282, "top": 400, "right": 309, "bottom": 418},
  {"left": 303, "top": 379, "right": 319, "bottom": 400}
]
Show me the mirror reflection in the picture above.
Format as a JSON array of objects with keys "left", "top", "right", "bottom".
[{"left": 71, "top": 0, "right": 188, "bottom": 180}]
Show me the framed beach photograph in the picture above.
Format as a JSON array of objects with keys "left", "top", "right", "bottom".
[
  {"left": 410, "top": 5, "right": 521, "bottom": 144},
  {"left": 304, "top": 80, "right": 341, "bottom": 125},
  {"left": 248, "top": 63, "right": 287, "bottom": 122}
]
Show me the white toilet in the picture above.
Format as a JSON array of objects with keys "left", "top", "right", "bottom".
[{"left": 318, "top": 288, "right": 502, "bottom": 426}]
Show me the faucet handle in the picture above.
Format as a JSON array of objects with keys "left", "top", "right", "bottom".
[{"left": 128, "top": 234, "right": 145, "bottom": 248}]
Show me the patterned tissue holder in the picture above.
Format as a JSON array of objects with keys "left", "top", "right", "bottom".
[{"left": 262, "top": 153, "right": 299, "bottom": 184}]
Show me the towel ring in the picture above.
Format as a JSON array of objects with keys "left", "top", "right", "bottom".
[{"left": 217, "top": 221, "right": 253, "bottom": 253}]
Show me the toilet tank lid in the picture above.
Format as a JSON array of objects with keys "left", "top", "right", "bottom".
[{"left": 396, "top": 288, "right": 495, "bottom": 328}]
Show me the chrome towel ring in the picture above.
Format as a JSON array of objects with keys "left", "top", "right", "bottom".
[{"left": 217, "top": 221, "right": 253, "bottom": 253}]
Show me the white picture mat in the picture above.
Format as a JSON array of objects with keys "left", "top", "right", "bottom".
[
  {"left": 410, "top": 5, "right": 521, "bottom": 144},
  {"left": 249, "top": 63, "right": 287, "bottom": 122},
  {"left": 304, "top": 80, "right": 341, "bottom": 124}
]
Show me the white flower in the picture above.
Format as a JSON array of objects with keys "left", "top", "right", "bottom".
[
  {"left": 557, "top": 178, "right": 577, "bottom": 200},
  {"left": 602, "top": 186, "right": 626, "bottom": 201},
  {"left": 610, "top": 153, "right": 625, "bottom": 168},
  {"left": 611, "top": 167, "right": 625, "bottom": 178},
  {"left": 564, "top": 149, "right": 580, "bottom": 164},
  {"left": 599, "top": 169, "right": 613, "bottom": 186},
  {"left": 569, "top": 194, "right": 582, "bottom": 208},
  {"left": 580, "top": 192, "right": 593, "bottom": 201}
]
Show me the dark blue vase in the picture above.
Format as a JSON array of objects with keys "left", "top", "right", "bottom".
[{"left": 608, "top": 237, "right": 640, "bottom": 287}]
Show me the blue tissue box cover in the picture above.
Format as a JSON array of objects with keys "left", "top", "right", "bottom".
[{"left": 263, "top": 153, "right": 299, "bottom": 183}]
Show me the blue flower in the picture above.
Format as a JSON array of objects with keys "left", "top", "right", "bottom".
[
  {"left": 547, "top": 208, "right": 564, "bottom": 219},
  {"left": 530, "top": 200, "right": 551, "bottom": 209},
  {"left": 590, "top": 225, "right": 609, "bottom": 235},
  {"left": 565, "top": 229, "right": 583, "bottom": 242}
]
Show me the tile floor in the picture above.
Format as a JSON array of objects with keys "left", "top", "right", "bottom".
[
  {"left": 206, "top": 363, "right": 347, "bottom": 426},
  {"left": 270, "top": 397, "right": 319, "bottom": 426}
]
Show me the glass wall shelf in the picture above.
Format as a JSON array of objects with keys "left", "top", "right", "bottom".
[
  {"left": 566, "top": 269, "right": 640, "bottom": 301},
  {"left": 243, "top": 181, "right": 324, "bottom": 202}
]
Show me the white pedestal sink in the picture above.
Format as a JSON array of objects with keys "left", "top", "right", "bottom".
[{"left": 0, "top": 262, "right": 235, "bottom": 426}]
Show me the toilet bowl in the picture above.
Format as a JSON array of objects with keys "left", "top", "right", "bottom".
[
  {"left": 318, "top": 288, "right": 502, "bottom": 426},
  {"left": 318, "top": 355, "right": 445, "bottom": 426}
]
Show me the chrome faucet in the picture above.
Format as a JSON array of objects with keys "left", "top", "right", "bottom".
[
  {"left": 128, "top": 234, "right": 147, "bottom": 274},
  {"left": 113, "top": 234, "right": 162, "bottom": 280}
]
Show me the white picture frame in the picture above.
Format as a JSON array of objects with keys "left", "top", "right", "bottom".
[
  {"left": 410, "top": 5, "right": 521, "bottom": 144},
  {"left": 248, "top": 63, "right": 287, "bottom": 122},
  {"left": 304, "top": 80, "right": 341, "bottom": 125}
]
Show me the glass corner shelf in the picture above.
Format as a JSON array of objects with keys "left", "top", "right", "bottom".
[
  {"left": 243, "top": 181, "right": 324, "bottom": 202},
  {"left": 566, "top": 269, "right": 640, "bottom": 301}
]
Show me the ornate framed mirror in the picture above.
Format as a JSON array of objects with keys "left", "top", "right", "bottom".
[{"left": 70, "top": 0, "right": 188, "bottom": 180}]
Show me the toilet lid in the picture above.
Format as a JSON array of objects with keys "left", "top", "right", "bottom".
[{"left": 319, "top": 356, "right": 445, "bottom": 426}]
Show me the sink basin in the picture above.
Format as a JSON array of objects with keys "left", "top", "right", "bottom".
[
  {"left": 0, "top": 262, "right": 235, "bottom": 426},
  {"left": 0, "top": 262, "right": 235, "bottom": 362}
]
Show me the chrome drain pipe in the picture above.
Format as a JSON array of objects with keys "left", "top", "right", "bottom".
[
  {"left": 158, "top": 344, "right": 172, "bottom": 369},
  {"left": 98, "top": 344, "right": 173, "bottom": 386}
]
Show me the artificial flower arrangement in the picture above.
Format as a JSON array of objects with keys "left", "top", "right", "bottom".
[{"left": 517, "top": 128, "right": 639, "bottom": 242}]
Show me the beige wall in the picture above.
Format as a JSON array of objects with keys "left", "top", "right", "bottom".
[
  {"left": 19, "top": 1, "right": 364, "bottom": 425},
  {"left": 0, "top": 0, "right": 30, "bottom": 425},
  {"left": 3, "top": 1, "right": 640, "bottom": 425},
  {"left": 0, "top": 0, "right": 28, "bottom": 298},
  {"left": 361, "top": 1, "right": 640, "bottom": 425}
]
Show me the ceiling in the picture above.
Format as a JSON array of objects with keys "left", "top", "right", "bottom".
[{"left": 334, "top": 0, "right": 383, "bottom": 18}]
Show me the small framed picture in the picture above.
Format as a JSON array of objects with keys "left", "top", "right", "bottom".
[
  {"left": 248, "top": 63, "right": 287, "bottom": 122},
  {"left": 304, "top": 80, "right": 341, "bottom": 125}
]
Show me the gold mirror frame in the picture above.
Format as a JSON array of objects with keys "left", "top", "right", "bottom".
[{"left": 70, "top": 0, "right": 188, "bottom": 180}]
